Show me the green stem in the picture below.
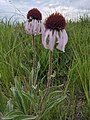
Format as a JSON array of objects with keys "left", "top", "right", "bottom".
[
  {"left": 32, "top": 35, "right": 36, "bottom": 68},
  {"left": 47, "top": 50, "right": 53, "bottom": 87},
  {"left": 88, "top": 78, "right": 90, "bottom": 117},
  {"left": 32, "top": 35, "right": 36, "bottom": 85}
]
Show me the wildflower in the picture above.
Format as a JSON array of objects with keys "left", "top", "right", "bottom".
[
  {"left": 42, "top": 12, "right": 68, "bottom": 87},
  {"left": 25, "top": 8, "right": 42, "bottom": 35},
  {"left": 24, "top": 8, "right": 42, "bottom": 83},
  {"left": 42, "top": 12, "right": 68, "bottom": 52}
]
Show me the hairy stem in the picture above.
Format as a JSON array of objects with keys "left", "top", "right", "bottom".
[
  {"left": 47, "top": 50, "right": 53, "bottom": 87},
  {"left": 32, "top": 35, "right": 36, "bottom": 85}
]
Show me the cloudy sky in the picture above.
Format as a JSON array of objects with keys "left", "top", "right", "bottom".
[{"left": 0, "top": 0, "right": 90, "bottom": 22}]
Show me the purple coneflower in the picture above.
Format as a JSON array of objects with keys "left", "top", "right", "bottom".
[
  {"left": 25, "top": 8, "right": 42, "bottom": 35},
  {"left": 42, "top": 12, "right": 68, "bottom": 52},
  {"left": 42, "top": 13, "right": 68, "bottom": 87},
  {"left": 24, "top": 8, "right": 42, "bottom": 83}
]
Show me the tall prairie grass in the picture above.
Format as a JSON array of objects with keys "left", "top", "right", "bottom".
[{"left": 0, "top": 16, "right": 90, "bottom": 120}]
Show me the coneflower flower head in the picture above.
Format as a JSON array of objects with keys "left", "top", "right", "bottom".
[
  {"left": 25, "top": 8, "right": 42, "bottom": 35},
  {"left": 45, "top": 13, "right": 66, "bottom": 31},
  {"left": 42, "top": 12, "right": 68, "bottom": 52},
  {"left": 27, "top": 8, "right": 42, "bottom": 21}
]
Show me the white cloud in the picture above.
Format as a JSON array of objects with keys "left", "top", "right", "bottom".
[
  {"left": 0, "top": 0, "right": 90, "bottom": 22},
  {"left": 70, "top": 0, "right": 90, "bottom": 10},
  {"left": 0, "top": 0, "right": 11, "bottom": 4}
]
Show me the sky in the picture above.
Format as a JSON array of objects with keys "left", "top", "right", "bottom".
[{"left": 0, "top": 0, "right": 90, "bottom": 22}]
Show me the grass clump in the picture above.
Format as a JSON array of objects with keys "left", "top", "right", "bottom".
[{"left": 0, "top": 16, "right": 90, "bottom": 120}]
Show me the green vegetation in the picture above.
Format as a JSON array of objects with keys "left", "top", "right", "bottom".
[{"left": 0, "top": 16, "right": 90, "bottom": 120}]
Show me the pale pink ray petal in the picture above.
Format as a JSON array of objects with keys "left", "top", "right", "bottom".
[
  {"left": 25, "top": 19, "right": 42, "bottom": 35},
  {"left": 32, "top": 20, "right": 36, "bottom": 34},
  {"left": 56, "top": 29, "right": 68, "bottom": 52},
  {"left": 25, "top": 21, "right": 32, "bottom": 34},
  {"left": 29, "top": 22, "right": 33, "bottom": 34},
  {"left": 35, "top": 20, "right": 39, "bottom": 31},
  {"left": 41, "top": 22, "right": 45, "bottom": 35},
  {"left": 56, "top": 31, "right": 60, "bottom": 43},
  {"left": 42, "top": 30, "right": 50, "bottom": 49},
  {"left": 36, "top": 21, "right": 41, "bottom": 34},
  {"left": 25, "top": 21, "right": 29, "bottom": 32},
  {"left": 38, "top": 21, "right": 42, "bottom": 33},
  {"left": 48, "top": 30, "right": 56, "bottom": 51},
  {"left": 33, "top": 20, "right": 37, "bottom": 33},
  {"left": 26, "top": 22, "right": 32, "bottom": 34}
]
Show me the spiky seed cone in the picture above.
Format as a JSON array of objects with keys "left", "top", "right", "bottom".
[
  {"left": 27, "top": 8, "right": 42, "bottom": 21},
  {"left": 45, "top": 13, "right": 66, "bottom": 31}
]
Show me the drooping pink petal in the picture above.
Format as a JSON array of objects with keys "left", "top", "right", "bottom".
[
  {"left": 37, "top": 21, "right": 41, "bottom": 34},
  {"left": 24, "top": 21, "right": 29, "bottom": 32},
  {"left": 25, "top": 19, "right": 43, "bottom": 35},
  {"left": 48, "top": 30, "right": 56, "bottom": 51},
  {"left": 42, "top": 29, "right": 51, "bottom": 49},
  {"left": 41, "top": 22, "right": 45, "bottom": 35},
  {"left": 35, "top": 20, "right": 39, "bottom": 33},
  {"left": 25, "top": 21, "right": 32, "bottom": 34},
  {"left": 56, "top": 29, "right": 68, "bottom": 52},
  {"left": 31, "top": 20, "right": 35, "bottom": 34},
  {"left": 33, "top": 20, "right": 37, "bottom": 33},
  {"left": 29, "top": 22, "right": 33, "bottom": 34},
  {"left": 56, "top": 31, "right": 60, "bottom": 43}
]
